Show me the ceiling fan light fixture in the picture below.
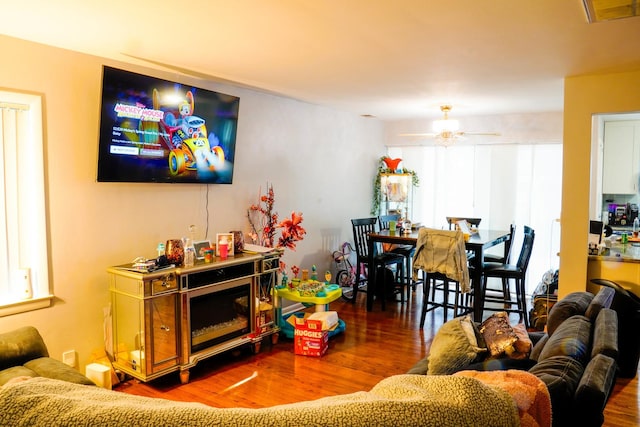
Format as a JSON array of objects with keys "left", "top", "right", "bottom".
[
  {"left": 432, "top": 118, "right": 460, "bottom": 134},
  {"left": 432, "top": 104, "right": 460, "bottom": 134},
  {"left": 399, "top": 104, "right": 498, "bottom": 147},
  {"left": 435, "top": 134, "right": 458, "bottom": 147}
]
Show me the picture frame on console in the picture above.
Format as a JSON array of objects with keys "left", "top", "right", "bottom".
[
  {"left": 216, "top": 233, "right": 234, "bottom": 257},
  {"left": 193, "top": 240, "right": 211, "bottom": 260}
]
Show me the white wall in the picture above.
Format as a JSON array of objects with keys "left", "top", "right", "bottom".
[{"left": 0, "top": 35, "right": 384, "bottom": 369}]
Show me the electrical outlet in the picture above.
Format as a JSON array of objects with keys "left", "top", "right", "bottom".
[{"left": 62, "top": 350, "right": 77, "bottom": 368}]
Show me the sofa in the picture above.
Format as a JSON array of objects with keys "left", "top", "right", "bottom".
[
  {"left": 408, "top": 287, "right": 619, "bottom": 427},
  {"left": 3, "top": 285, "right": 620, "bottom": 427},
  {"left": 0, "top": 326, "right": 552, "bottom": 426},
  {"left": 0, "top": 326, "right": 95, "bottom": 387}
]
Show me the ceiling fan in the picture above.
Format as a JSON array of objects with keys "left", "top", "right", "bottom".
[{"left": 400, "top": 105, "right": 501, "bottom": 146}]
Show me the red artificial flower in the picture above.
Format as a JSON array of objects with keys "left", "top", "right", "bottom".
[
  {"left": 277, "top": 212, "right": 306, "bottom": 250},
  {"left": 247, "top": 184, "right": 305, "bottom": 250}
]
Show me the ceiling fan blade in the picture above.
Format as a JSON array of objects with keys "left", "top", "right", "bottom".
[
  {"left": 457, "top": 131, "right": 502, "bottom": 136},
  {"left": 399, "top": 132, "right": 437, "bottom": 137}
]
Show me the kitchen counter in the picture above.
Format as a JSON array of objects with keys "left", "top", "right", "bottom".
[
  {"left": 588, "top": 242, "right": 640, "bottom": 297},
  {"left": 590, "top": 241, "right": 640, "bottom": 263},
  {"left": 609, "top": 225, "right": 633, "bottom": 232}
]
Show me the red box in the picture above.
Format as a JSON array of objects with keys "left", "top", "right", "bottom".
[{"left": 294, "top": 318, "right": 328, "bottom": 357}]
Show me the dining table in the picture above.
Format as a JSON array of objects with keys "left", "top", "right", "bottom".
[{"left": 367, "top": 228, "right": 511, "bottom": 321}]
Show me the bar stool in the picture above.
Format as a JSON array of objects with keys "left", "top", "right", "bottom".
[
  {"left": 483, "top": 224, "right": 516, "bottom": 302},
  {"left": 481, "top": 226, "right": 535, "bottom": 327},
  {"left": 378, "top": 214, "right": 417, "bottom": 296},
  {"left": 351, "top": 218, "right": 406, "bottom": 309},
  {"left": 412, "top": 228, "right": 471, "bottom": 326}
]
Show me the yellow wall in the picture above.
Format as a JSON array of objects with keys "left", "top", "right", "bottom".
[{"left": 560, "top": 69, "right": 640, "bottom": 297}]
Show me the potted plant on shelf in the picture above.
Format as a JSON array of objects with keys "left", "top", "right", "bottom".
[{"left": 371, "top": 156, "right": 420, "bottom": 215}]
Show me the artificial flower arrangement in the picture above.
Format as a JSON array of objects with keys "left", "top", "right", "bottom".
[
  {"left": 247, "top": 183, "right": 307, "bottom": 251},
  {"left": 371, "top": 156, "right": 419, "bottom": 215}
]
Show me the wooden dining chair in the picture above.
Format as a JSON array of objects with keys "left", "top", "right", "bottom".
[
  {"left": 446, "top": 216, "right": 482, "bottom": 230},
  {"left": 484, "top": 223, "right": 516, "bottom": 263},
  {"left": 378, "top": 214, "right": 417, "bottom": 295},
  {"left": 483, "top": 223, "right": 516, "bottom": 302},
  {"left": 446, "top": 216, "right": 482, "bottom": 265},
  {"left": 350, "top": 218, "right": 407, "bottom": 309},
  {"left": 481, "top": 226, "right": 535, "bottom": 327}
]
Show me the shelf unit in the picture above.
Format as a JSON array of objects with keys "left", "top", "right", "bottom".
[{"left": 378, "top": 173, "right": 414, "bottom": 219}]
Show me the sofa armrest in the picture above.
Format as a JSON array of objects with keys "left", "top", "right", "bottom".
[
  {"left": 574, "top": 354, "right": 617, "bottom": 427},
  {"left": 591, "top": 308, "right": 618, "bottom": 360},
  {"left": 0, "top": 327, "right": 49, "bottom": 371},
  {"left": 25, "top": 358, "right": 95, "bottom": 386}
]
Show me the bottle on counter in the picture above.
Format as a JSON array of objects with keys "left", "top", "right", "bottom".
[{"left": 633, "top": 217, "right": 639, "bottom": 238}]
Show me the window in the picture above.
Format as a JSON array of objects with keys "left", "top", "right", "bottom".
[{"left": 0, "top": 90, "right": 51, "bottom": 316}]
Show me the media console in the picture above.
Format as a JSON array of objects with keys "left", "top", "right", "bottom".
[{"left": 107, "top": 251, "right": 281, "bottom": 384}]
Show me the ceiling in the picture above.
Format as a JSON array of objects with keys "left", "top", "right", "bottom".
[{"left": 2, "top": 0, "right": 640, "bottom": 121}]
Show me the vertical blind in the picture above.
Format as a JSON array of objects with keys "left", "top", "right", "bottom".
[{"left": 0, "top": 96, "right": 48, "bottom": 305}]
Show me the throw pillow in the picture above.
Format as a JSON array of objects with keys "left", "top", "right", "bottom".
[
  {"left": 427, "top": 315, "right": 487, "bottom": 375},
  {"left": 505, "top": 323, "right": 532, "bottom": 360},
  {"left": 406, "top": 355, "right": 429, "bottom": 375},
  {"left": 479, "top": 312, "right": 518, "bottom": 358}
]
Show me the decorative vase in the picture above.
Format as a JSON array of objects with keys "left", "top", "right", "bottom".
[
  {"left": 383, "top": 157, "right": 402, "bottom": 171},
  {"left": 165, "top": 239, "right": 184, "bottom": 266}
]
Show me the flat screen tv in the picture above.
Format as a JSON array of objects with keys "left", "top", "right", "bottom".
[{"left": 97, "top": 66, "right": 240, "bottom": 184}]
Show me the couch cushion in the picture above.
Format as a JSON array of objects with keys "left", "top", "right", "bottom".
[
  {"left": 591, "top": 308, "right": 619, "bottom": 360},
  {"left": 407, "top": 356, "right": 429, "bottom": 375},
  {"left": 0, "top": 326, "right": 49, "bottom": 371},
  {"left": 546, "top": 292, "right": 593, "bottom": 336},
  {"left": 574, "top": 354, "right": 617, "bottom": 427},
  {"left": 538, "top": 315, "right": 592, "bottom": 364},
  {"left": 24, "top": 357, "right": 95, "bottom": 386},
  {"left": 0, "top": 365, "right": 39, "bottom": 386},
  {"left": 529, "top": 355, "right": 584, "bottom": 425},
  {"left": 529, "top": 333, "right": 549, "bottom": 362},
  {"left": 427, "top": 315, "right": 487, "bottom": 375},
  {"left": 585, "top": 287, "right": 615, "bottom": 322},
  {"left": 462, "top": 357, "right": 537, "bottom": 372}
]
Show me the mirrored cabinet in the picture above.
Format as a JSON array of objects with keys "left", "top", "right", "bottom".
[{"left": 378, "top": 173, "right": 414, "bottom": 220}]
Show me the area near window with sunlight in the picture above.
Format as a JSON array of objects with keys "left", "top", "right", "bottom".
[
  {"left": 389, "top": 143, "right": 562, "bottom": 296},
  {"left": 0, "top": 90, "right": 51, "bottom": 316}
]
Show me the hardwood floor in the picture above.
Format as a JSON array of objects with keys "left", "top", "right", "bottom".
[{"left": 115, "top": 288, "right": 639, "bottom": 426}]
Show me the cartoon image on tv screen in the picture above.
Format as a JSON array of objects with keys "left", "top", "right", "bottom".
[
  {"left": 153, "top": 89, "right": 227, "bottom": 177},
  {"left": 97, "top": 66, "right": 240, "bottom": 184}
]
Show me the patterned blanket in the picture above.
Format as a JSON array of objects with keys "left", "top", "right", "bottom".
[
  {"left": 0, "top": 373, "right": 537, "bottom": 426},
  {"left": 455, "top": 370, "right": 552, "bottom": 427}
]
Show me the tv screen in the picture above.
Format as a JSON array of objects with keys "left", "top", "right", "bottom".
[{"left": 97, "top": 66, "right": 239, "bottom": 184}]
